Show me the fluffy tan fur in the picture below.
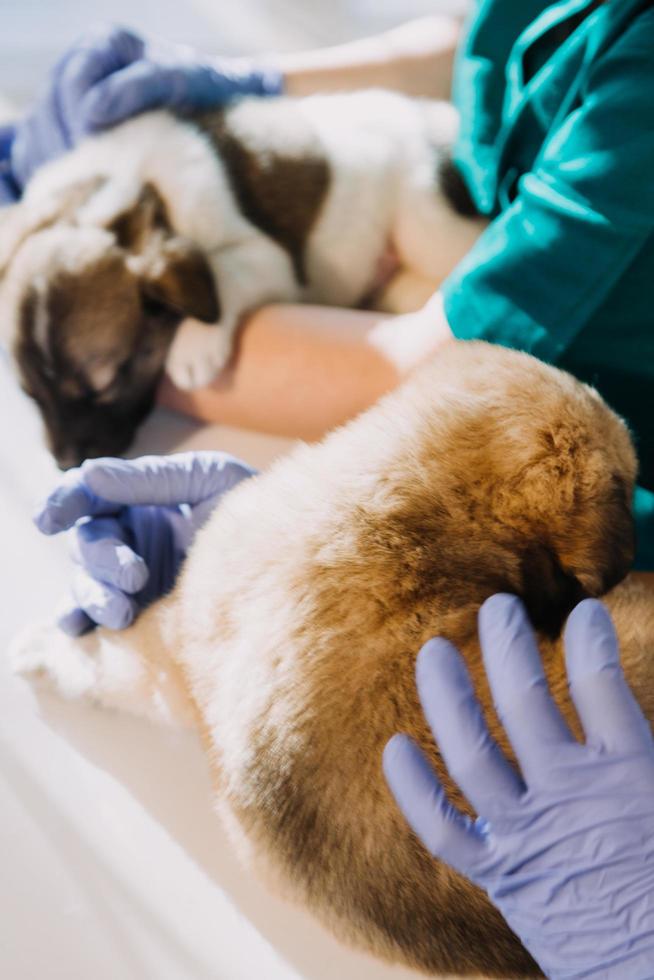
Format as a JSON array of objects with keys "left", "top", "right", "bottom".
[{"left": 12, "top": 341, "right": 649, "bottom": 978}]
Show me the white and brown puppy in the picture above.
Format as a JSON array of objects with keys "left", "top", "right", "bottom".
[
  {"left": 0, "top": 92, "right": 484, "bottom": 468},
  {"left": 11, "top": 342, "right": 645, "bottom": 978}
]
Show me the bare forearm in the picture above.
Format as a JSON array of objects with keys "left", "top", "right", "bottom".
[
  {"left": 160, "top": 306, "right": 400, "bottom": 440},
  {"left": 275, "top": 16, "right": 462, "bottom": 101},
  {"left": 158, "top": 296, "right": 453, "bottom": 440}
]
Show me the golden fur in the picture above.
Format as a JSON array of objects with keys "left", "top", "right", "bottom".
[{"left": 12, "top": 341, "right": 650, "bottom": 978}]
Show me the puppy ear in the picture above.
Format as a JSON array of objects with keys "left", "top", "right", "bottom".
[
  {"left": 109, "top": 183, "right": 220, "bottom": 324},
  {"left": 518, "top": 474, "right": 635, "bottom": 639},
  {"left": 107, "top": 182, "right": 168, "bottom": 250},
  {"left": 518, "top": 542, "right": 588, "bottom": 639},
  {"left": 131, "top": 237, "right": 220, "bottom": 324},
  {"left": 566, "top": 474, "right": 636, "bottom": 597}
]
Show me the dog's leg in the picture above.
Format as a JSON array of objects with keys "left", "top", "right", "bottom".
[
  {"left": 165, "top": 238, "right": 299, "bottom": 391},
  {"left": 8, "top": 597, "right": 196, "bottom": 729},
  {"left": 165, "top": 315, "right": 238, "bottom": 391}
]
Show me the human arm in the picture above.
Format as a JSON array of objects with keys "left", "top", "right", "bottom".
[
  {"left": 158, "top": 296, "right": 454, "bottom": 440},
  {"left": 384, "top": 594, "right": 654, "bottom": 979},
  {"left": 279, "top": 15, "right": 461, "bottom": 100},
  {"left": 34, "top": 452, "right": 257, "bottom": 634}
]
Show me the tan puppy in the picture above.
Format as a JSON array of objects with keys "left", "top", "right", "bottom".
[{"left": 11, "top": 342, "right": 646, "bottom": 978}]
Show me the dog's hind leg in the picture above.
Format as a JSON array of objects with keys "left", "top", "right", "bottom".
[{"left": 8, "top": 596, "right": 196, "bottom": 729}]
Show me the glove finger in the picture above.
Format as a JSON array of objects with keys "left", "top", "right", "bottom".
[
  {"left": 479, "top": 594, "right": 575, "bottom": 782},
  {"left": 0, "top": 173, "right": 19, "bottom": 206},
  {"left": 80, "top": 60, "right": 180, "bottom": 130},
  {"left": 57, "top": 604, "right": 95, "bottom": 637},
  {"left": 33, "top": 467, "right": 120, "bottom": 535},
  {"left": 75, "top": 517, "right": 149, "bottom": 594},
  {"left": 416, "top": 638, "right": 524, "bottom": 815},
  {"left": 57, "top": 25, "right": 145, "bottom": 138},
  {"left": 383, "top": 734, "right": 488, "bottom": 874},
  {"left": 82, "top": 453, "right": 256, "bottom": 508},
  {"left": 0, "top": 123, "right": 15, "bottom": 161},
  {"left": 71, "top": 567, "right": 138, "bottom": 630},
  {"left": 565, "top": 599, "right": 653, "bottom": 753}
]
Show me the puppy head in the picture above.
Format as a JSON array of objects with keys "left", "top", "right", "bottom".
[
  {"left": 1, "top": 181, "right": 219, "bottom": 468},
  {"left": 400, "top": 343, "right": 638, "bottom": 637}
]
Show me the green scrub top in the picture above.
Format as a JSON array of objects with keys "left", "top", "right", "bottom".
[{"left": 441, "top": 0, "right": 654, "bottom": 569}]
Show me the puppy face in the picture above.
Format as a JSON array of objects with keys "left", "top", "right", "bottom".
[{"left": 1, "top": 181, "right": 219, "bottom": 468}]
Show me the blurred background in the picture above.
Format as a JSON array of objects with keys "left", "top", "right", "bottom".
[{"left": 0, "top": 0, "right": 467, "bottom": 108}]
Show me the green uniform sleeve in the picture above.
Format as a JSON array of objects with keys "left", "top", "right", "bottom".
[
  {"left": 443, "top": 9, "right": 654, "bottom": 363},
  {"left": 452, "top": 0, "right": 553, "bottom": 210}
]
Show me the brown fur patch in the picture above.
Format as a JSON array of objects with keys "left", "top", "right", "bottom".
[
  {"left": 189, "top": 106, "right": 330, "bottom": 286},
  {"left": 109, "top": 182, "right": 170, "bottom": 251},
  {"left": 112, "top": 184, "right": 220, "bottom": 324},
  {"left": 135, "top": 236, "right": 220, "bottom": 324}
]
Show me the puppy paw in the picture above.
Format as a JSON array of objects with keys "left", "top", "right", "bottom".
[
  {"left": 166, "top": 319, "right": 233, "bottom": 390},
  {"left": 8, "top": 623, "right": 98, "bottom": 700},
  {"left": 8, "top": 624, "right": 56, "bottom": 680}
]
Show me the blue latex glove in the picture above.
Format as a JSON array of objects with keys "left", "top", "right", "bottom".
[
  {"left": 384, "top": 594, "right": 654, "bottom": 979},
  {"left": 34, "top": 452, "right": 257, "bottom": 635},
  {"left": 0, "top": 123, "right": 18, "bottom": 204},
  {"left": 10, "top": 23, "right": 284, "bottom": 191}
]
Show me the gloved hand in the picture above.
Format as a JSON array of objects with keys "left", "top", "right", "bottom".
[
  {"left": 10, "top": 23, "right": 284, "bottom": 191},
  {"left": 34, "top": 451, "right": 257, "bottom": 635},
  {"left": 384, "top": 594, "right": 654, "bottom": 980}
]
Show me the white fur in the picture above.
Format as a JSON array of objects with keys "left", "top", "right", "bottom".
[
  {"left": 14, "top": 93, "right": 486, "bottom": 389},
  {"left": 9, "top": 617, "right": 195, "bottom": 728}
]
